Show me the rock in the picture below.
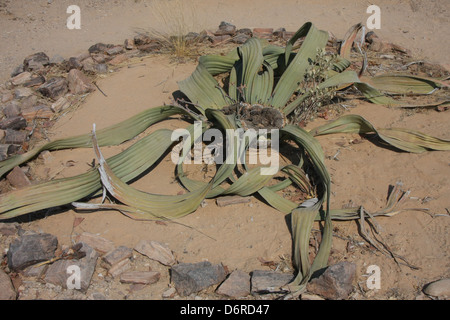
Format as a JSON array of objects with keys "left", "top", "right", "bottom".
[
  {"left": 19, "top": 95, "right": 37, "bottom": 110},
  {"left": 49, "top": 54, "right": 65, "bottom": 65},
  {"left": 162, "top": 286, "right": 177, "bottom": 298},
  {"left": 108, "top": 54, "right": 129, "bottom": 66},
  {"left": 7, "top": 232, "right": 58, "bottom": 271},
  {"left": 11, "top": 65, "right": 25, "bottom": 78},
  {"left": 0, "top": 116, "right": 27, "bottom": 130},
  {"left": 23, "top": 264, "right": 47, "bottom": 278},
  {"left": 106, "top": 46, "right": 125, "bottom": 56},
  {"left": 171, "top": 261, "right": 227, "bottom": 297},
  {"left": 216, "top": 269, "right": 251, "bottom": 298},
  {"left": 0, "top": 222, "right": 20, "bottom": 236},
  {"left": 0, "top": 269, "right": 16, "bottom": 300},
  {"left": 250, "top": 270, "right": 294, "bottom": 294},
  {"left": 237, "top": 28, "right": 252, "bottom": 36},
  {"left": 137, "top": 42, "right": 162, "bottom": 53},
  {"left": 133, "top": 34, "right": 153, "bottom": 46},
  {"left": 4, "top": 129, "right": 28, "bottom": 145},
  {"left": 6, "top": 166, "right": 31, "bottom": 188},
  {"left": 134, "top": 240, "right": 176, "bottom": 266},
  {"left": 216, "top": 195, "right": 252, "bottom": 207},
  {"left": 306, "top": 261, "right": 356, "bottom": 300},
  {"left": 76, "top": 232, "right": 115, "bottom": 254},
  {"left": 124, "top": 38, "right": 135, "bottom": 50},
  {"left": 88, "top": 43, "right": 113, "bottom": 54},
  {"left": 107, "top": 258, "right": 132, "bottom": 277},
  {"left": 38, "top": 77, "right": 68, "bottom": 100},
  {"left": 1, "top": 91, "right": 14, "bottom": 103},
  {"left": 212, "top": 35, "right": 231, "bottom": 45},
  {"left": 185, "top": 32, "right": 200, "bottom": 44},
  {"left": 101, "top": 246, "right": 133, "bottom": 269},
  {"left": 273, "top": 27, "right": 286, "bottom": 38},
  {"left": 68, "top": 57, "right": 83, "bottom": 70},
  {"left": 50, "top": 96, "right": 71, "bottom": 113},
  {"left": 21, "top": 105, "right": 54, "bottom": 121},
  {"left": 423, "top": 278, "right": 450, "bottom": 298},
  {"left": 10, "top": 72, "right": 33, "bottom": 86},
  {"left": 0, "top": 129, "right": 5, "bottom": 140},
  {"left": 300, "top": 293, "right": 325, "bottom": 300},
  {"left": 23, "top": 52, "right": 49, "bottom": 71},
  {"left": 232, "top": 33, "right": 250, "bottom": 44},
  {"left": 22, "top": 75, "right": 46, "bottom": 88},
  {"left": 253, "top": 28, "right": 274, "bottom": 40},
  {"left": 67, "top": 69, "right": 96, "bottom": 94},
  {"left": 93, "top": 63, "right": 108, "bottom": 74},
  {"left": 120, "top": 271, "right": 161, "bottom": 285},
  {"left": 0, "top": 144, "right": 19, "bottom": 161},
  {"left": 215, "top": 21, "right": 236, "bottom": 36},
  {"left": 44, "top": 242, "right": 98, "bottom": 292},
  {"left": 2, "top": 102, "right": 21, "bottom": 118},
  {"left": 14, "top": 87, "right": 34, "bottom": 99},
  {"left": 91, "top": 53, "right": 108, "bottom": 64},
  {"left": 38, "top": 150, "right": 54, "bottom": 164}
]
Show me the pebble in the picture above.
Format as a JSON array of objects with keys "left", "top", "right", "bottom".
[
  {"left": 134, "top": 240, "right": 176, "bottom": 266},
  {"left": 423, "top": 278, "right": 450, "bottom": 298}
]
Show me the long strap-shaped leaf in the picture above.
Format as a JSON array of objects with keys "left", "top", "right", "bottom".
[
  {"left": 310, "top": 114, "right": 450, "bottom": 153},
  {"left": 0, "top": 105, "right": 190, "bottom": 178}
]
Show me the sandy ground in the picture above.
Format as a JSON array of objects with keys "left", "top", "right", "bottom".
[{"left": 0, "top": 0, "right": 449, "bottom": 300}]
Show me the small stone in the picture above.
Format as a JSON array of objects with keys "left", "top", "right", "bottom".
[
  {"left": 50, "top": 96, "right": 71, "bottom": 113},
  {"left": 0, "top": 144, "right": 19, "bottom": 161},
  {"left": 233, "top": 33, "right": 250, "bottom": 44},
  {"left": 7, "top": 232, "right": 58, "bottom": 271},
  {"left": 106, "top": 46, "right": 125, "bottom": 56},
  {"left": 88, "top": 43, "right": 113, "bottom": 54},
  {"left": 1, "top": 91, "right": 14, "bottom": 103},
  {"left": 0, "top": 222, "right": 20, "bottom": 236},
  {"left": 216, "top": 269, "right": 251, "bottom": 298},
  {"left": 38, "top": 77, "right": 68, "bottom": 100},
  {"left": 137, "top": 43, "right": 161, "bottom": 53},
  {"left": 21, "top": 105, "right": 54, "bottom": 121},
  {"left": 250, "top": 270, "right": 294, "bottom": 294},
  {"left": 215, "top": 21, "right": 236, "bottom": 36},
  {"left": 44, "top": 242, "right": 98, "bottom": 292},
  {"left": 0, "top": 117, "right": 27, "bottom": 130},
  {"left": 212, "top": 35, "right": 231, "bottom": 45},
  {"left": 253, "top": 28, "right": 274, "bottom": 40},
  {"left": 11, "top": 65, "right": 24, "bottom": 78},
  {"left": 6, "top": 166, "right": 31, "bottom": 188},
  {"left": 91, "top": 53, "right": 108, "bottom": 64},
  {"left": 301, "top": 293, "right": 325, "bottom": 300},
  {"left": 133, "top": 34, "right": 153, "bottom": 46},
  {"left": 67, "top": 69, "right": 96, "bottom": 94},
  {"left": 4, "top": 129, "right": 28, "bottom": 145},
  {"left": 10, "top": 72, "right": 33, "bottom": 86},
  {"left": 162, "top": 286, "right": 177, "bottom": 298},
  {"left": 306, "top": 261, "right": 356, "bottom": 300},
  {"left": 20, "top": 95, "right": 37, "bottom": 110},
  {"left": 423, "top": 278, "right": 450, "bottom": 298},
  {"left": 49, "top": 54, "right": 65, "bottom": 65},
  {"left": 124, "top": 38, "right": 135, "bottom": 50},
  {"left": 23, "top": 264, "right": 47, "bottom": 278},
  {"left": 120, "top": 271, "right": 161, "bottom": 285},
  {"left": 237, "top": 28, "right": 252, "bottom": 36},
  {"left": 216, "top": 195, "right": 252, "bottom": 207},
  {"left": 89, "top": 292, "right": 107, "bottom": 300},
  {"left": 38, "top": 150, "right": 54, "bottom": 163},
  {"left": 14, "top": 87, "right": 34, "bottom": 99},
  {"left": 134, "top": 240, "right": 176, "bottom": 266},
  {"left": 76, "top": 232, "right": 115, "bottom": 254},
  {"left": 68, "top": 57, "right": 83, "bottom": 70},
  {"left": 108, "top": 54, "right": 128, "bottom": 66},
  {"left": 273, "top": 27, "right": 286, "bottom": 38},
  {"left": 2, "top": 102, "right": 21, "bottom": 118},
  {"left": 0, "top": 269, "right": 16, "bottom": 300},
  {"left": 93, "top": 63, "right": 108, "bottom": 74},
  {"left": 22, "top": 75, "right": 46, "bottom": 88},
  {"left": 102, "top": 246, "right": 133, "bottom": 269},
  {"left": 107, "top": 258, "right": 131, "bottom": 277},
  {"left": 23, "top": 52, "right": 49, "bottom": 71},
  {"left": 171, "top": 261, "right": 227, "bottom": 297}
]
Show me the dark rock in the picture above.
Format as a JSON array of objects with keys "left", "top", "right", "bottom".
[
  {"left": 6, "top": 166, "right": 31, "bottom": 188},
  {"left": 4, "top": 129, "right": 28, "bottom": 145},
  {"left": 88, "top": 43, "right": 114, "bottom": 54},
  {"left": 23, "top": 52, "right": 50, "bottom": 71},
  {"left": 49, "top": 54, "right": 65, "bottom": 65},
  {"left": 0, "top": 144, "right": 20, "bottom": 161},
  {"left": 237, "top": 28, "right": 253, "bottom": 36},
  {"left": 0, "top": 269, "right": 16, "bottom": 300},
  {"left": 133, "top": 34, "right": 154, "bottom": 46},
  {"left": 7, "top": 232, "right": 58, "bottom": 271},
  {"left": 22, "top": 75, "right": 46, "bottom": 88},
  {"left": 0, "top": 117, "right": 27, "bottom": 130},
  {"left": 38, "top": 77, "right": 68, "bottom": 100},
  {"left": 67, "top": 69, "right": 96, "bottom": 94},
  {"left": 232, "top": 33, "right": 251, "bottom": 44},
  {"left": 250, "top": 270, "right": 294, "bottom": 294},
  {"left": 185, "top": 32, "right": 200, "bottom": 44},
  {"left": 171, "top": 261, "right": 227, "bottom": 296},
  {"left": 215, "top": 21, "right": 236, "bottom": 36},
  {"left": 44, "top": 242, "right": 98, "bottom": 292},
  {"left": 93, "top": 63, "right": 108, "bottom": 74},
  {"left": 306, "top": 261, "right": 356, "bottom": 300},
  {"left": 124, "top": 38, "right": 135, "bottom": 50},
  {"left": 11, "top": 65, "right": 25, "bottom": 78},
  {"left": 273, "top": 27, "right": 286, "bottom": 38},
  {"left": 68, "top": 57, "right": 83, "bottom": 70},
  {"left": 216, "top": 269, "right": 251, "bottom": 298},
  {"left": 14, "top": 87, "right": 34, "bottom": 99},
  {"left": 137, "top": 43, "right": 162, "bottom": 53},
  {"left": 91, "top": 53, "right": 108, "bottom": 64}
]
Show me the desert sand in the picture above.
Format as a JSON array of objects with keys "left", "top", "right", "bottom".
[{"left": 0, "top": 0, "right": 449, "bottom": 300}]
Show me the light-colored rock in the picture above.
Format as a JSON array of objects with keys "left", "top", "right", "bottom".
[
  {"left": 216, "top": 269, "right": 250, "bottom": 298},
  {"left": 0, "top": 269, "right": 16, "bottom": 300},
  {"left": 6, "top": 166, "right": 31, "bottom": 189},
  {"left": 107, "top": 258, "right": 131, "bottom": 277},
  {"left": 120, "top": 271, "right": 161, "bottom": 285},
  {"left": 67, "top": 69, "right": 96, "bottom": 95},
  {"left": 134, "top": 240, "right": 176, "bottom": 266},
  {"left": 76, "top": 232, "right": 115, "bottom": 254},
  {"left": 423, "top": 278, "right": 450, "bottom": 298},
  {"left": 11, "top": 72, "right": 33, "bottom": 86}
]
